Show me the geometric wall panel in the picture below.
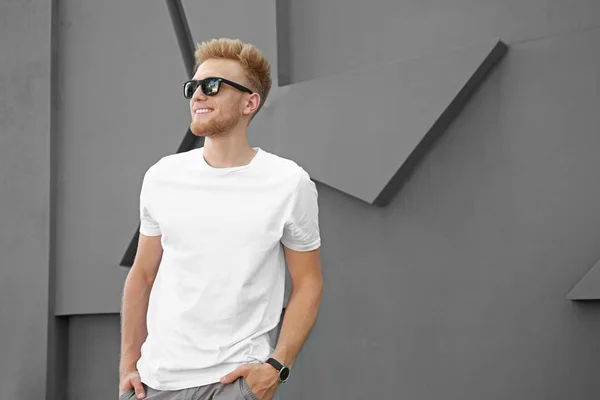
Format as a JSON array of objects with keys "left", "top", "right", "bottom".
[
  {"left": 262, "top": 38, "right": 507, "bottom": 206},
  {"left": 566, "top": 258, "right": 600, "bottom": 300}
]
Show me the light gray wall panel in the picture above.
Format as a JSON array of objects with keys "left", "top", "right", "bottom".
[
  {"left": 67, "top": 315, "right": 121, "bottom": 400},
  {"left": 282, "top": 0, "right": 600, "bottom": 83},
  {"left": 0, "top": 0, "right": 53, "bottom": 399},
  {"left": 54, "top": 0, "right": 190, "bottom": 315}
]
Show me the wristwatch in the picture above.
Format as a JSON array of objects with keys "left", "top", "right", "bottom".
[{"left": 265, "top": 357, "right": 291, "bottom": 383}]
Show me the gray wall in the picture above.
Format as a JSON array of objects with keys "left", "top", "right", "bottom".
[
  {"left": 2, "top": 0, "right": 600, "bottom": 399},
  {"left": 67, "top": 315, "right": 120, "bottom": 399},
  {"left": 0, "top": 0, "right": 53, "bottom": 399},
  {"left": 53, "top": 0, "right": 189, "bottom": 315},
  {"left": 277, "top": 3, "right": 600, "bottom": 399},
  {"left": 283, "top": 0, "right": 600, "bottom": 84},
  {"left": 290, "top": 27, "right": 600, "bottom": 399}
]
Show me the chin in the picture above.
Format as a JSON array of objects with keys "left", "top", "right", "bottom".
[
  {"left": 190, "top": 115, "right": 240, "bottom": 137},
  {"left": 190, "top": 122, "right": 211, "bottom": 136},
  {"left": 190, "top": 122, "right": 226, "bottom": 137}
]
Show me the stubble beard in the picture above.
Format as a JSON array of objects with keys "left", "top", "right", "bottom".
[{"left": 190, "top": 111, "right": 241, "bottom": 138}]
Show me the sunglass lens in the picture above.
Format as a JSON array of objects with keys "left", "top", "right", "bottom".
[
  {"left": 202, "top": 78, "right": 220, "bottom": 96},
  {"left": 184, "top": 78, "right": 220, "bottom": 98},
  {"left": 183, "top": 81, "right": 197, "bottom": 99}
]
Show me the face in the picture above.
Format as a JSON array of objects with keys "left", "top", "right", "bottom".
[{"left": 189, "top": 59, "right": 256, "bottom": 137}]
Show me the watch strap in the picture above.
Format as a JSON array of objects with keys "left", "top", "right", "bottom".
[{"left": 265, "top": 357, "right": 284, "bottom": 371}]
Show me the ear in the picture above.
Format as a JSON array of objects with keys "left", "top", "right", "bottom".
[{"left": 242, "top": 92, "right": 261, "bottom": 117}]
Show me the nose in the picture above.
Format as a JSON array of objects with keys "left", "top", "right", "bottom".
[{"left": 191, "top": 84, "right": 207, "bottom": 101}]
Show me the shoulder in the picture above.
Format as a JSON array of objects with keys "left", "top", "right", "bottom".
[
  {"left": 145, "top": 149, "right": 198, "bottom": 177},
  {"left": 260, "top": 149, "right": 310, "bottom": 185}
]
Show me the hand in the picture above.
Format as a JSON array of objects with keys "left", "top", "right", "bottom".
[
  {"left": 220, "top": 363, "right": 280, "bottom": 400},
  {"left": 119, "top": 369, "right": 146, "bottom": 399}
]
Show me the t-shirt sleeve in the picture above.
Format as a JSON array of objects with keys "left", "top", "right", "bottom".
[
  {"left": 139, "top": 167, "right": 162, "bottom": 236},
  {"left": 280, "top": 169, "right": 321, "bottom": 252}
]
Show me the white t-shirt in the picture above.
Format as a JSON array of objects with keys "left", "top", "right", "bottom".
[{"left": 135, "top": 146, "right": 321, "bottom": 390}]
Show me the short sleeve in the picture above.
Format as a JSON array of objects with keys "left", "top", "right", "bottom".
[
  {"left": 139, "top": 168, "right": 161, "bottom": 236},
  {"left": 281, "top": 169, "right": 321, "bottom": 251}
]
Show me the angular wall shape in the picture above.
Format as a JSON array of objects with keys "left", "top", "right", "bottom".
[
  {"left": 567, "top": 258, "right": 600, "bottom": 300},
  {"left": 262, "top": 39, "right": 507, "bottom": 205}
]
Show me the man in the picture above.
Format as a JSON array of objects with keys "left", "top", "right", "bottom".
[{"left": 118, "top": 38, "right": 323, "bottom": 400}]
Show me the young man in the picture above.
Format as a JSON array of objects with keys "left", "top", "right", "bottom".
[{"left": 118, "top": 38, "right": 323, "bottom": 400}]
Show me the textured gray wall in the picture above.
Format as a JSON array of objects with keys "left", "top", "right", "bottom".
[
  {"left": 53, "top": 0, "right": 189, "bottom": 315},
  {"left": 0, "top": 0, "right": 53, "bottom": 399},
  {"left": 3, "top": 0, "right": 600, "bottom": 399},
  {"left": 283, "top": 0, "right": 600, "bottom": 84},
  {"left": 67, "top": 315, "right": 120, "bottom": 399},
  {"left": 286, "top": 27, "right": 600, "bottom": 399},
  {"left": 275, "top": 3, "right": 600, "bottom": 397}
]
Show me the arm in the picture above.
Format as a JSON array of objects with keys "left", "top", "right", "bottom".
[
  {"left": 119, "top": 233, "right": 163, "bottom": 398},
  {"left": 271, "top": 246, "right": 323, "bottom": 368}
]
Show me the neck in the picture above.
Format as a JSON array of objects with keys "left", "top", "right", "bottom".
[{"left": 202, "top": 130, "right": 256, "bottom": 169}]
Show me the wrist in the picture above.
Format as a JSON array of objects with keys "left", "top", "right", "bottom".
[
  {"left": 271, "top": 349, "right": 293, "bottom": 368},
  {"left": 119, "top": 361, "right": 138, "bottom": 378},
  {"left": 265, "top": 357, "right": 291, "bottom": 383}
]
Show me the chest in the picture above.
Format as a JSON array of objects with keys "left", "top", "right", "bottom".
[{"left": 152, "top": 179, "right": 291, "bottom": 250}]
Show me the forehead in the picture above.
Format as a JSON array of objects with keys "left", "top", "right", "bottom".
[{"left": 193, "top": 58, "right": 246, "bottom": 82}]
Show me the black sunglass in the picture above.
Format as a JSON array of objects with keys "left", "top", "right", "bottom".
[{"left": 183, "top": 77, "right": 253, "bottom": 99}]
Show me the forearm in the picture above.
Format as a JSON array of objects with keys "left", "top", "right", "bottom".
[
  {"left": 271, "top": 280, "right": 322, "bottom": 368},
  {"left": 119, "top": 270, "right": 153, "bottom": 377}
]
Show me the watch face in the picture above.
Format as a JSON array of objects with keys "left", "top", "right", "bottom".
[{"left": 279, "top": 366, "right": 290, "bottom": 382}]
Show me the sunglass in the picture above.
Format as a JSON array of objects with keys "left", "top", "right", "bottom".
[{"left": 183, "top": 77, "right": 253, "bottom": 99}]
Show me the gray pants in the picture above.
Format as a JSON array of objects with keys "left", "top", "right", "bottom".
[{"left": 119, "top": 379, "right": 262, "bottom": 400}]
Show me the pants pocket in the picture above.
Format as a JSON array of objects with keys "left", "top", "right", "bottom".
[
  {"left": 118, "top": 388, "right": 135, "bottom": 400},
  {"left": 239, "top": 378, "right": 260, "bottom": 400}
]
